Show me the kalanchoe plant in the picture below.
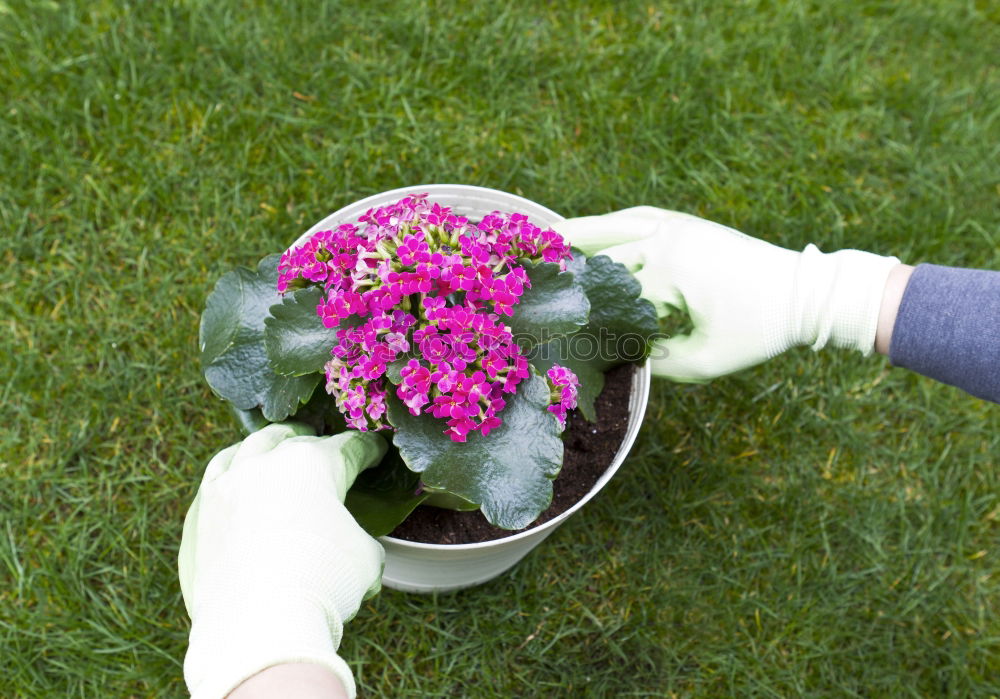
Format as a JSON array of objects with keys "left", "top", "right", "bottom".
[{"left": 200, "top": 194, "right": 658, "bottom": 535}]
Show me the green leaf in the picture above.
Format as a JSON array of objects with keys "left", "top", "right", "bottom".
[
  {"left": 528, "top": 253, "right": 659, "bottom": 421},
  {"left": 345, "top": 445, "right": 429, "bottom": 537},
  {"left": 386, "top": 372, "right": 564, "bottom": 530},
  {"left": 507, "top": 261, "right": 590, "bottom": 350},
  {"left": 421, "top": 489, "right": 481, "bottom": 511},
  {"left": 227, "top": 384, "right": 348, "bottom": 437},
  {"left": 260, "top": 373, "right": 321, "bottom": 421},
  {"left": 200, "top": 255, "right": 319, "bottom": 421},
  {"left": 264, "top": 286, "right": 340, "bottom": 376},
  {"left": 228, "top": 405, "right": 271, "bottom": 436},
  {"left": 574, "top": 253, "right": 659, "bottom": 358},
  {"left": 385, "top": 357, "right": 410, "bottom": 385}
]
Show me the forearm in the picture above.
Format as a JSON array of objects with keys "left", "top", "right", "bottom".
[
  {"left": 882, "top": 263, "right": 1000, "bottom": 404},
  {"left": 874, "top": 264, "right": 915, "bottom": 356}
]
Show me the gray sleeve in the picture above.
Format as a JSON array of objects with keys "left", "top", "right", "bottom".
[{"left": 888, "top": 264, "right": 1000, "bottom": 404}]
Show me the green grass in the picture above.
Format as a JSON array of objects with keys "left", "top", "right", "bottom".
[{"left": 2, "top": 0, "right": 999, "bottom": 695}]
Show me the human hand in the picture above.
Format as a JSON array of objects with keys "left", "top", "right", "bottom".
[
  {"left": 178, "top": 423, "right": 387, "bottom": 699},
  {"left": 554, "top": 207, "right": 900, "bottom": 382}
]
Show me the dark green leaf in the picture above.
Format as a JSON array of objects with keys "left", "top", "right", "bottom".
[
  {"left": 226, "top": 381, "right": 347, "bottom": 436},
  {"left": 528, "top": 253, "right": 659, "bottom": 421},
  {"left": 385, "top": 357, "right": 410, "bottom": 385},
  {"left": 229, "top": 405, "right": 271, "bottom": 436},
  {"left": 258, "top": 373, "right": 321, "bottom": 422},
  {"left": 386, "top": 372, "right": 563, "bottom": 530},
  {"left": 264, "top": 286, "right": 340, "bottom": 376},
  {"left": 507, "top": 261, "right": 590, "bottom": 350},
  {"left": 575, "top": 254, "right": 659, "bottom": 357},
  {"left": 345, "top": 444, "right": 429, "bottom": 537},
  {"left": 421, "top": 489, "right": 481, "bottom": 511},
  {"left": 199, "top": 255, "right": 319, "bottom": 421}
]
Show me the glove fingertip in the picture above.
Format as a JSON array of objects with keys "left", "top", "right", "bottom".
[
  {"left": 344, "top": 429, "right": 389, "bottom": 462},
  {"left": 334, "top": 431, "right": 389, "bottom": 488},
  {"left": 232, "top": 422, "right": 314, "bottom": 464},
  {"left": 201, "top": 442, "right": 241, "bottom": 483},
  {"left": 647, "top": 337, "right": 719, "bottom": 384}
]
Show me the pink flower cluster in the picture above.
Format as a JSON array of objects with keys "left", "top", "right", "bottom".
[
  {"left": 546, "top": 364, "right": 581, "bottom": 427},
  {"left": 277, "top": 194, "right": 578, "bottom": 441}
]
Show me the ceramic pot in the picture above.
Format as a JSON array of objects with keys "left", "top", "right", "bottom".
[{"left": 294, "top": 184, "right": 651, "bottom": 593}]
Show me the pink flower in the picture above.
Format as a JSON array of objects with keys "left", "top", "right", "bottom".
[
  {"left": 546, "top": 364, "right": 580, "bottom": 428},
  {"left": 278, "top": 194, "right": 574, "bottom": 441}
]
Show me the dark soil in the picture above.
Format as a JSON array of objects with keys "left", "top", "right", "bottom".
[{"left": 388, "top": 363, "right": 636, "bottom": 544}]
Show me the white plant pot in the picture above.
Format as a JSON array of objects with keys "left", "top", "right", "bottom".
[{"left": 295, "top": 184, "right": 652, "bottom": 593}]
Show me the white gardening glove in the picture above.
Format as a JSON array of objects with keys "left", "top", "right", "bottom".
[
  {"left": 554, "top": 207, "right": 900, "bottom": 382},
  {"left": 178, "top": 422, "right": 387, "bottom": 699}
]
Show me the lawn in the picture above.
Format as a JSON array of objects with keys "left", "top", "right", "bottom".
[{"left": 2, "top": 0, "right": 999, "bottom": 695}]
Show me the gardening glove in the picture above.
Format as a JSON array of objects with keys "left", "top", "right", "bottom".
[
  {"left": 178, "top": 422, "right": 387, "bottom": 699},
  {"left": 553, "top": 207, "right": 900, "bottom": 382}
]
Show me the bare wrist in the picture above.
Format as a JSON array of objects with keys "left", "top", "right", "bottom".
[
  {"left": 228, "top": 663, "right": 349, "bottom": 699},
  {"left": 874, "top": 264, "right": 915, "bottom": 356}
]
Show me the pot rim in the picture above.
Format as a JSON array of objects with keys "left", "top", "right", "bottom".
[{"left": 291, "top": 183, "right": 565, "bottom": 251}]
